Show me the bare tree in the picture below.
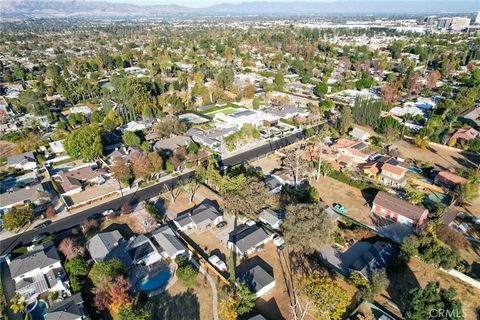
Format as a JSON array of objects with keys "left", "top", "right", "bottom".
[
  {"left": 289, "top": 288, "right": 312, "bottom": 320},
  {"left": 137, "top": 212, "right": 157, "bottom": 234},
  {"left": 163, "top": 182, "right": 184, "bottom": 203},
  {"left": 58, "top": 237, "right": 85, "bottom": 260},
  {"left": 282, "top": 146, "right": 310, "bottom": 188},
  {"left": 183, "top": 177, "right": 201, "bottom": 204}
]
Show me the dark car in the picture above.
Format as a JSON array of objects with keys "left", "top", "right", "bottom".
[
  {"left": 89, "top": 213, "right": 102, "bottom": 220},
  {"left": 33, "top": 220, "right": 52, "bottom": 230},
  {"left": 216, "top": 221, "right": 227, "bottom": 229},
  {"left": 32, "top": 232, "right": 49, "bottom": 243}
]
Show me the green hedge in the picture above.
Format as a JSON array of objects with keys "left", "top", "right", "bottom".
[{"left": 327, "top": 170, "right": 383, "bottom": 192}]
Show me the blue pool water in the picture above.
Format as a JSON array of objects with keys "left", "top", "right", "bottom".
[
  {"left": 408, "top": 167, "right": 422, "bottom": 174},
  {"left": 27, "top": 300, "right": 48, "bottom": 320},
  {"left": 138, "top": 270, "right": 172, "bottom": 292},
  {"left": 50, "top": 167, "right": 71, "bottom": 175}
]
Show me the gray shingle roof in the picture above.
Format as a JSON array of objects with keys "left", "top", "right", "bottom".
[
  {"left": 46, "top": 293, "right": 85, "bottom": 320},
  {"left": 230, "top": 225, "right": 271, "bottom": 254},
  {"left": 9, "top": 242, "right": 60, "bottom": 278},
  {"left": 259, "top": 209, "right": 283, "bottom": 227},
  {"left": 174, "top": 203, "right": 222, "bottom": 228},
  {"left": 86, "top": 230, "right": 123, "bottom": 262},
  {"left": 237, "top": 265, "right": 274, "bottom": 294},
  {"left": 349, "top": 241, "right": 398, "bottom": 278},
  {"left": 152, "top": 226, "right": 186, "bottom": 258},
  {"left": 7, "top": 152, "right": 36, "bottom": 166}
]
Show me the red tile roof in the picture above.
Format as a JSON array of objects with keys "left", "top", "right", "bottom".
[{"left": 373, "top": 191, "right": 427, "bottom": 221}]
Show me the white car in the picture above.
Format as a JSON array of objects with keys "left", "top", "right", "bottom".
[
  {"left": 273, "top": 235, "right": 285, "bottom": 247},
  {"left": 102, "top": 209, "right": 114, "bottom": 216},
  {"left": 208, "top": 255, "right": 227, "bottom": 271}
]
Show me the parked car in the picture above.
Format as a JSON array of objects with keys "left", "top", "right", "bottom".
[
  {"left": 215, "top": 221, "right": 227, "bottom": 229},
  {"left": 89, "top": 213, "right": 102, "bottom": 220},
  {"left": 32, "top": 232, "right": 49, "bottom": 243},
  {"left": 208, "top": 255, "right": 227, "bottom": 271},
  {"left": 273, "top": 235, "right": 285, "bottom": 247},
  {"left": 102, "top": 209, "right": 114, "bottom": 216},
  {"left": 332, "top": 203, "right": 348, "bottom": 214},
  {"left": 33, "top": 220, "right": 52, "bottom": 230}
]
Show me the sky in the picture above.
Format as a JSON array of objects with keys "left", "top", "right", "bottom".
[{"left": 95, "top": 0, "right": 452, "bottom": 8}]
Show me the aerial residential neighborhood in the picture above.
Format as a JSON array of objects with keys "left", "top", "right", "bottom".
[{"left": 0, "top": 1, "right": 479, "bottom": 320}]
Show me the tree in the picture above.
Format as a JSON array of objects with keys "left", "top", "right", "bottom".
[
  {"left": 414, "top": 135, "right": 430, "bottom": 149},
  {"left": 236, "top": 283, "right": 256, "bottom": 315},
  {"left": 183, "top": 177, "right": 201, "bottom": 203},
  {"left": 10, "top": 294, "right": 26, "bottom": 315},
  {"left": 122, "top": 131, "right": 141, "bottom": 147},
  {"left": 92, "top": 287, "right": 108, "bottom": 311},
  {"left": 3, "top": 206, "right": 33, "bottom": 231},
  {"left": 110, "top": 156, "right": 133, "bottom": 186},
  {"left": 118, "top": 305, "right": 151, "bottom": 320},
  {"left": 156, "top": 116, "right": 187, "bottom": 138},
  {"left": 217, "top": 68, "right": 234, "bottom": 90},
  {"left": 243, "top": 84, "right": 256, "bottom": 98},
  {"left": 427, "top": 70, "right": 441, "bottom": 90},
  {"left": 282, "top": 203, "right": 335, "bottom": 253},
  {"left": 406, "top": 190, "right": 424, "bottom": 205},
  {"left": 435, "top": 224, "right": 469, "bottom": 250},
  {"left": 59, "top": 237, "right": 85, "bottom": 260},
  {"left": 89, "top": 259, "right": 126, "bottom": 288},
  {"left": 45, "top": 205, "right": 56, "bottom": 219},
  {"left": 407, "top": 281, "right": 464, "bottom": 320},
  {"left": 17, "top": 90, "right": 49, "bottom": 115},
  {"left": 175, "top": 257, "right": 198, "bottom": 287},
  {"left": 339, "top": 106, "right": 352, "bottom": 135},
  {"left": 314, "top": 82, "right": 328, "bottom": 97},
  {"left": 218, "top": 296, "right": 237, "bottom": 320},
  {"left": 64, "top": 125, "right": 103, "bottom": 161},
  {"left": 130, "top": 151, "right": 153, "bottom": 179},
  {"left": 222, "top": 176, "right": 272, "bottom": 219},
  {"left": 303, "top": 275, "right": 349, "bottom": 320},
  {"left": 65, "top": 257, "right": 90, "bottom": 276},
  {"left": 274, "top": 73, "right": 285, "bottom": 90},
  {"left": 282, "top": 147, "right": 310, "bottom": 188},
  {"left": 108, "top": 275, "right": 133, "bottom": 313}
]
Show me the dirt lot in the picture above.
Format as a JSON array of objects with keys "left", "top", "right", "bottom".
[
  {"left": 149, "top": 273, "right": 213, "bottom": 320},
  {"left": 161, "top": 184, "right": 224, "bottom": 216},
  {"left": 250, "top": 153, "right": 283, "bottom": 174},
  {"left": 385, "top": 257, "right": 480, "bottom": 320},
  {"left": 310, "top": 176, "right": 375, "bottom": 226},
  {"left": 0, "top": 140, "right": 15, "bottom": 157},
  {"left": 393, "top": 138, "right": 479, "bottom": 171}
]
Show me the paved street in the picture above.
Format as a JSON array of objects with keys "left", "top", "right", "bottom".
[{"left": 0, "top": 127, "right": 315, "bottom": 256}]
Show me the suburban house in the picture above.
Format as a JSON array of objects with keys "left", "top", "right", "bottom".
[
  {"left": 347, "top": 241, "right": 398, "bottom": 278},
  {"left": 53, "top": 166, "right": 107, "bottom": 196},
  {"left": 450, "top": 127, "right": 479, "bottom": 146},
  {"left": 237, "top": 265, "right": 276, "bottom": 297},
  {"left": 7, "top": 152, "right": 37, "bottom": 171},
  {"left": 45, "top": 293, "right": 89, "bottom": 320},
  {"left": 153, "top": 135, "right": 191, "bottom": 154},
  {"left": 49, "top": 140, "right": 65, "bottom": 155},
  {"left": 186, "top": 127, "right": 237, "bottom": 152},
  {"left": 86, "top": 230, "right": 124, "bottom": 263},
  {"left": 259, "top": 209, "right": 284, "bottom": 230},
  {"left": 331, "top": 139, "right": 370, "bottom": 163},
  {"left": 86, "top": 231, "right": 161, "bottom": 267},
  {"left": 173, "top": 202, "right": 224, "bottom": 233},
  {"left": 8, "top": 242, "right": 70, "bottom": 301},
  {"left": 379, "top": 163, "right": 407, "bottom": 188},
  {"left": 263, "top": 175, "right": 283, "bottom": 194},
  {"left": 0, "top": 183, "right": 51, "bottom": 211},
  {"left": 151, "top": 225, "right": 187, "bottom": 260},
  {"left": 228, "top": 224, "right": 274, "bottom": 256},
  {"left": 372, "top": 191, "right": 429, "bottom": 228},
  {"left": 434, "top": 171, "right": 467, "bottom": 189},
  {"left": 349, "top": 127, "right": 370, "bottom": 141},
  {"left": 318, "top": 240, "right": 398, "bottom": 279}
]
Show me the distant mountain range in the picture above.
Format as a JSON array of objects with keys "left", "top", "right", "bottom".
[{"left": 1, "top": 0, "right": 478, "bottom": 18}]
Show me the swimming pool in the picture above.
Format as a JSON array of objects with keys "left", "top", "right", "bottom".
[
  {"left": 138, "top": 270, "right": 172, "bottom": 292},
  {"left": 408, "top": 167, "right": 422, "bottom": 174},
  {"left": 27, "top": 300, "right": 48, "bottom": 320}
]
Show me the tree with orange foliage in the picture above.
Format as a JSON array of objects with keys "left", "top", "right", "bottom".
[
  {"left": 45, "top": 205, "right": 56, "bottom": 219},
  {"left": 427, "top": 70, "right": 441, "bottom": 90},
  {"left": 108, "top": 275, "right": 132, "bottom": 313}
]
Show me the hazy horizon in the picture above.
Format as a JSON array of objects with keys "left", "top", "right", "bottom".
[{"left": 86, "top": 0, "right": 480, "bottom": 8}]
